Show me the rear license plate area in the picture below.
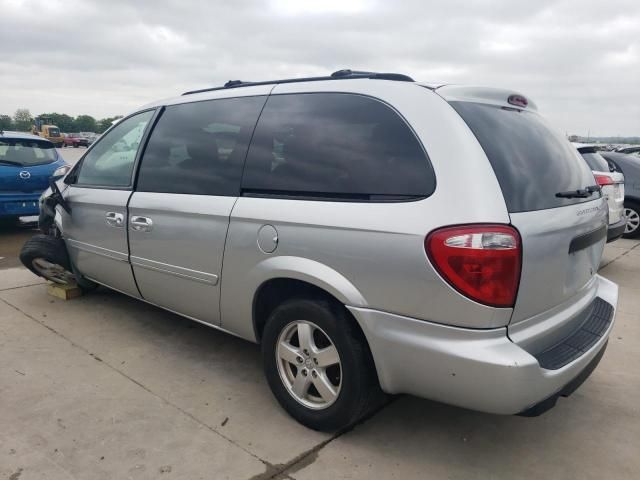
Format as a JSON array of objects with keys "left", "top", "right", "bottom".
[{"left": 4, "top": 201, "right": 39, "bottom": 214}]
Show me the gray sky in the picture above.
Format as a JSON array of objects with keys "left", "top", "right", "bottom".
[{"left": 1, "top": 0, "right": 639, "bottom": 136}]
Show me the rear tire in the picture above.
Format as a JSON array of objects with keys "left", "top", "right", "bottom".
[
  {"left": 623, "top": 201, "right": 640, "bottom": 239},
  {"left": 262, "top": 296, "right": 382, "bottom": 431}
]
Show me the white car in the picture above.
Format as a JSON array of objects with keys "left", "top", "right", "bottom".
[{"left": 575, "top": 144, "right": 626, "bottom": 242}]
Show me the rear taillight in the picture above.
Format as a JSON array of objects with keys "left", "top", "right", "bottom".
[
  {"left": 425, "top": 225, "right": 521, "bottom": 308},
  {"left": 594, "top": 174, "right": 614, "bottom": 187}
]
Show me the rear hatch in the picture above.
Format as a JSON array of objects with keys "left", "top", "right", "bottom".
[
  {"left": 444, "top": 91, "right": 608, "bottom": 327},
  {"left": 0, "top": 138, "right": 58, "bottom": 193}
]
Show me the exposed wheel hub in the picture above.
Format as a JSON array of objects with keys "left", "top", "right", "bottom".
[{"left": 31, "top": 258, "right": 74, "bottom": 285}]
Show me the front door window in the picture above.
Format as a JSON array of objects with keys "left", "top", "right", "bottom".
[{"left": 75, "top": 110, "right": 154, "bottom": 187}]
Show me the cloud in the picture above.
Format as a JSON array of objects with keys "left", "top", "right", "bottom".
[{"left": 0, "top": 0, "right": 638, "bottom": 135}]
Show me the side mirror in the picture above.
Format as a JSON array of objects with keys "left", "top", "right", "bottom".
[{"left": 48, "top": 178, "right": 72, "bottom": 215}]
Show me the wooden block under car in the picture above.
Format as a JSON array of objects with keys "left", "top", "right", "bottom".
[{"left": 47, "top": 282, "right": 83, "bottom": 300}]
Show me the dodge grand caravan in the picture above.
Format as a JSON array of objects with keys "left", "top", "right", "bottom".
[{"left": 22, "top": 70, "right": 618, "bottom": 431}]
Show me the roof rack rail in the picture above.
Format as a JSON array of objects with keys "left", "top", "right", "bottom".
[{"left": 182, "top": 69, "right": 415, "bottom": 96}]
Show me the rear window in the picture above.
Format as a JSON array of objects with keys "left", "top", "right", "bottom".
[
  {"left": 579, "top": 150, "right": 610, "bottom": 172},
  {"left": 242, "top": 93, "right": 435, "bottom": 201},
  {"left": 0, "top": 139, "right": 56, "bottom": 166},
  {"left": 451, "top": 102, "right": 597, "bottom": 213}
]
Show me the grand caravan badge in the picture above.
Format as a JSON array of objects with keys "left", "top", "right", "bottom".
[{"left": 576, "top": 205, "right": 603, "bottom": 216}]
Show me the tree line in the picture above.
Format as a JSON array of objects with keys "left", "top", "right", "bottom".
[{"left": 0, "top": 109, "right": 123, "bottom": 134}]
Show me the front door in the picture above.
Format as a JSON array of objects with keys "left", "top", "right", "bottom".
[
  {"left": 61, "top": 110, "right": 155, "bottom": 296},
  {"left": 128, "top": 95, "right": 267, "bottom": 324}
]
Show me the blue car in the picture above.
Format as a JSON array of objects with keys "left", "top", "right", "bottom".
[{"left": 0, "top": 131, "right": 69, "bottom": 221}]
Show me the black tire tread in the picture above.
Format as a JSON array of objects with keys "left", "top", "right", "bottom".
[
  {"left": 19, "top": 234, "right": 71, "bottom": 278},
  {"left": 20, "top": 234, "right": 98, "bottom": 291}
]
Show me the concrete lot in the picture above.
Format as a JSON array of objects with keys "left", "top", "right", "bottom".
[
  {"left": 57, "top": 147, "right": 86, "bottom": 167},
  {"left": 0, "top": 231, "right": 638, "bottom": 479}
]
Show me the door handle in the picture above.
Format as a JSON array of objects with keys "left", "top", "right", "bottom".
[
  {"left": 105, "top": 211, "right": 124, "bottom": 228},
  {"left": 130, "top": 216, "right": 153, "bottom": 232}
]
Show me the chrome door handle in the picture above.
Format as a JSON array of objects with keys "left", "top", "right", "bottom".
[
  {"left": 105, "top": 211, "right": 124, "bottom": 228},
  {"left": 130, "top": 216, "right": 153, "bottom": 232}
]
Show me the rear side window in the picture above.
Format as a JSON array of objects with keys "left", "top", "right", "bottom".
[
  {"left": 579, "top": 150, "right": 610, "bottom": 172},
  {"left": 451, "top": 102, "right": 597, "bottom": 213},
  {"left": 76, "top": 110, "right": 154, "bottom": 187},
  {"left": 242, "top": 93, "right": 434, "bottom": 200},
  {"left": 137, "top": 96, "right": 266, "bottom": 196}
]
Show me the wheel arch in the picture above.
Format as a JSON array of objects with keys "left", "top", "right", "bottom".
[{"left": 249, "top": 256, "right": 367, "bottom": 343}]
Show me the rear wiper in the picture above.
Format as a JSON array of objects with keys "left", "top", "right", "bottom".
[
  {"left": 555, "top": 185, "right": 600, "bottom": 199},
  {"left": 0, "top": 159, "right": 22, "bottom": 166}
]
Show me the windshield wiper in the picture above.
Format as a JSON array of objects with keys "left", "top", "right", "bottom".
[
  {"left": 555, "top": 185, "right": 600, "bottom": 199},
  {"left": 0, "top": 159, "right": 22, "bottom": 166}
]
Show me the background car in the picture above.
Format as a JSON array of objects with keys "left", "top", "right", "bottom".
[
  {"left": 616, "top": 146, "right": 640, "bottom": 157},
  {"left": 601, "top": 151, "right": 640, "bottom": 238},
  {"left": 575, "top": 144, "right": 626, "bottom": 242},
  {"left": 79, "top": 132, "right": 99, "bottom": 145},
  {"left": 0, "top": 131, "right": 69, "bottom": 223},
  {"left": 62, "top": 133, "right": 90, "bottom": 148}
]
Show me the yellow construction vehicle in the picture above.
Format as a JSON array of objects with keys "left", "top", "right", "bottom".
[{"left": 31, "top": 117, "right": 64, "bottom": 147}]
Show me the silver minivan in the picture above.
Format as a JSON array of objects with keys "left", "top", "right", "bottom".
[{"left": 23, "top": 70, "right": 618, "bottom": 431}]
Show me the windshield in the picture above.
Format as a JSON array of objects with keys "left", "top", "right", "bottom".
[
  {"left": 0, "top": 139, "right": 57, "bottom": 166},
  {"left": 48, "top": 127, "right": 61, "bottom": 137},
  {"left": 450, "top": 101, "right": 598, "bottom": 213}
]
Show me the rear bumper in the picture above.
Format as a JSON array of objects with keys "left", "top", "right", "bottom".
[
  {"left": 0, "top": 193, "right": 41, "bottom": 217},
  {"left": 348, "top": 275, "right": 618, "bottom": 415},
  {"left": 518, "top": 340, "right": 607, "bottom": 416},
  {"left": 607, "top": 216, "right": 627, "bottom": 242}
]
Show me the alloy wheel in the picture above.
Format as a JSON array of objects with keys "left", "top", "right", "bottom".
[
  {"left": 276, "top": 320, "right": 342, "bottom": 410},
  {"left": 624, "top": 207, "right": 639, "bottom": 235}
]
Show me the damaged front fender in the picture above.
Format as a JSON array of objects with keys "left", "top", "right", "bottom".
[{"left": 38, "top": 180, "right": 69, "bottom": 235}]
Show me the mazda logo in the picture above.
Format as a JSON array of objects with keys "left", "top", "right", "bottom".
[{"left": 19, "top": 171, "right": 31, "bottom": 179}]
